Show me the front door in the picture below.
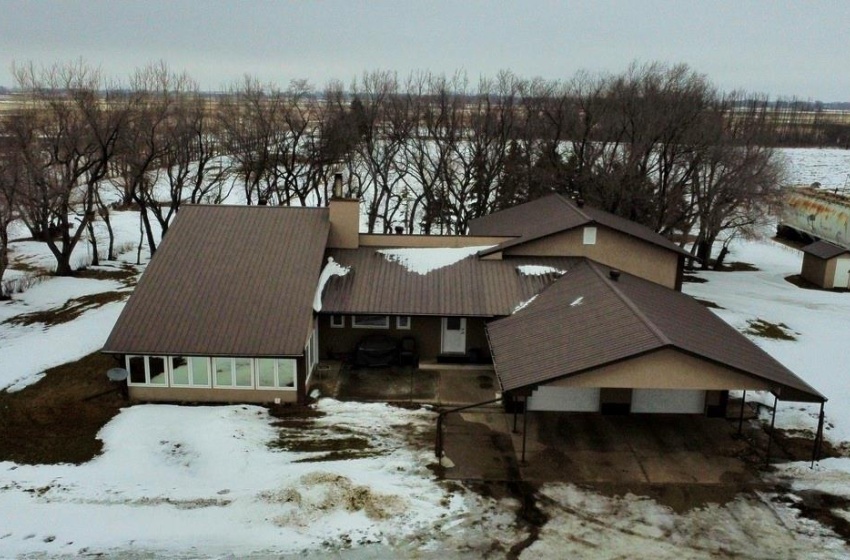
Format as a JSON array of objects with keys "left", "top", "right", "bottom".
[{"left": 441, "top": 317, "right": 467, "bottom": 354}]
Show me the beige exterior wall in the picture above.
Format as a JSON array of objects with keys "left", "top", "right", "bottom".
[
  {"left": 359, "top": 234, "right": 510, "bottom": 248},
  {"left": 547, "top": 348, "right": 772, "bottom": 391},
  {"left": 801, "top": 253, "right": 833, "bottom": 288},
  {"left": 129, "top": 386, "right": 298, "bottom": 404},
  {"left": 318, "top": 314, "right": 490, "bottom": 360},
  {"left": 328, "top": 198, "right": 360, "bottom": 249},
  {"left": 504, "top": 227, "right": 679, "bottom": 289}
]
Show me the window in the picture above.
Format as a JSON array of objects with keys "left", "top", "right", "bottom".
[
  {"left": 256, "top": 358, "right": 297, "bottom": 390},
  {"left": 330, "top": 315, "right": 345, "bottom": 328},
  {"left": 213, "top": 357, "right": 255, "bottom": 388},
  {"left": 583, "top": 226, "right": 597, "bottom": 245},
  {"left": 171, "top": 356, "right": 190, "bottom": 385},
  {"left": 352, "top": 315, "right": 389, "bottom": 329},
  {"left": 396, "top": 316, "right": 411, "bottom": 330},
  {"left": 190, "top": 357, "right": 210, "bottom": 386},
  {"left": 126, "top": 355, "right": 168, "bottom": 386}
]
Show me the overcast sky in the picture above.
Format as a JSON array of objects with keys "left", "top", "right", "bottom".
[{"left": 2, "top": 0, "right": 848, "bottom": 101}]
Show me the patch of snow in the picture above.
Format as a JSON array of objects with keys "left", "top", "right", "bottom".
[
  {"left": 313, "top": 257, "right": 350, "bottom": 312},
  {"left": 512, "top": 295, "right": 538, "bottom": 314},
  {"left": 378, "top": 246, "right": 494, "bottom": 276},
  {"left": 4, "top": 371, "right": 46, "bottom": 392},
  {"left": 516, "top": 265, "right": 567, "bottom": 276}
]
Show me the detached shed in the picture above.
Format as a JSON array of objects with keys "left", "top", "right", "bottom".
[{"left": 801, "top": 241, "right": 850, "bottom": 289}]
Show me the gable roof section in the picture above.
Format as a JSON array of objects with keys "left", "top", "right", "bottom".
[
  {"left": 488, "top": 261, "right": 824, "bottom": 402},
  {"left": 103, "top": 205, "right": 330, "bottom": 357},
  {"left": 319, "top": 248, "right": 579, "bottom": 317},
  {"left": 469, "top": 194, "right": 687, "bottom": 257},
  {"left": 802, "top": 240, "right": 850, "bottom": 260}
]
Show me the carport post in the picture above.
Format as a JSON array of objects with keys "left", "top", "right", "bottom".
[
  {"left": 512, "top": 403, "right": 518, "bottom": 433},
  {"left": 765, "top": 395, "right": 778, "bottom": 467},
  {"left": 811, "top": 402, "right": 825, "bottom": 468},
  {"left": 738, "top": 390, "right": 747, "bottom": 435},
  {"left": 521, "top": 397, "right": 528, "bottom": 464}
]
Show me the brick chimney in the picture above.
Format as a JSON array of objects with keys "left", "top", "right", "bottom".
[{"left": 327, "top": 173, "right": 360, "bottom": 249}]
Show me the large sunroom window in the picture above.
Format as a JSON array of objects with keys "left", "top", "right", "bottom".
[
  {"left": 257, "top": 358, "right": 297, "bottom": 390},
  {"left": 214, "top": 357, "right": 254, "bottom": 389},
  {"left": 126, "top": 355, "right": 168, "bottom": 385},
  {"left": 170, "top": 356, "right": 211, "bottom": 387}
]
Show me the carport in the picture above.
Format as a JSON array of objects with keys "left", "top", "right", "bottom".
[{"left": 480, "top": 262, "right": 827, "bottom": 466}]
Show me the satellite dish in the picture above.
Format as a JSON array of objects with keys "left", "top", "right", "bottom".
[{"left": 107, "top": 367, "right": 129, "bottom": 382}]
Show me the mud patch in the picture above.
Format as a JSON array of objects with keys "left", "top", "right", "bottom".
[{"left": 785, "top": 490, "right": 850, "bottom": 541}]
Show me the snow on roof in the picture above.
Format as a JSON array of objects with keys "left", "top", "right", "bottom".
[
  {"left": 313, "top": 257, "right": 351, "bottom": 312},
  {"left": 512, "top": 295, "right": 538, "bottom": 314},
  {"left": 377, "top": 246, "right": 495, "bottom": 276},
  {"left": 517, "top": 265, "right": 568, "bottom": 276}
]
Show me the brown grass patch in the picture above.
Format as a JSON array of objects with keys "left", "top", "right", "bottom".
[
  {"left": 0, "top": 352, "right": 127, "bottom": 464},
  {"left": 743, "top": 319, "right": 798, "bottom": 341},
  {"left": 3, "top": 290, "right": 129, "bottom": 327},
  {"left": 75, "top": 264, "right": 139, "bottom": 287}
]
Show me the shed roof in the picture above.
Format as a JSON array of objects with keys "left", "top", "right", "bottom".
[
  {"left": 319, "top": 248, "right": 579, "bottom": 317},
  {"left": 487, "top": 261, "right": 825, "bottom": 402},
  {"left": 103, "top": 205, "right": 330, "bottom": 356},
  {"left": 801, "top": 240, "right": 850, "bottom": 260},
  {"left": 469, "top": 194, "right": 688, "bottom": 257}
]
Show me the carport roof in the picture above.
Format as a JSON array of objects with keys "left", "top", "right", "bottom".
[
  {"left": 488, "top": 261, "right": 825, "bottom": 403},
  {"left": 468, "top": 194, "right": 689, "bottom": 258},
  {"left": 103, "top": 205, "right": 330, "bottom": 357}
]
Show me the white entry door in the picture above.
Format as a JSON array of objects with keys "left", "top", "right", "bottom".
[{"left": 441, "top": 317, "right": 467, "bottom": 354}]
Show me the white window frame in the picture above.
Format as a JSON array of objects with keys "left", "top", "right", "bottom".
[
  {"left": 212, "top": 357, "right": 255, "bottom": 389},
  {"left": 583, "top": 226, "right": 597, "bottom": 245},
  {"left": 396, "top": 316, "right": 411, "bottom": 330},
  {"left": 352, "top": 315, "right": 390, "bottom": 329},
  {"left": 330, "top": 314, "right": 345, "bottom": 328},
  {"left": 169, "top": 356, "right": 212, "bottom": 388},
  {"left": 256, "top": 358, "right": 298, "bottom": 391},
  {"left": 126, "top": 355, "right": 169, "bottom": 386}
]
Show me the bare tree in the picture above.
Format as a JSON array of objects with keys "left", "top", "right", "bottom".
[{"left": 11, "top": 60, "right": 125, "bottom": 275}]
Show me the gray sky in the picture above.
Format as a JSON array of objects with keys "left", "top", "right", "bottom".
[{"left": 2, "top": 0, "right": 848, "bottom": 101}]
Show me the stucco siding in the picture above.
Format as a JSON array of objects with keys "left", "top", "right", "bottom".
[
  {"left": 504, "top": 227, "right": 679, "bottom": 289},
  {"left": 546, "top": 348, "right": 772, "bottom": 391}
]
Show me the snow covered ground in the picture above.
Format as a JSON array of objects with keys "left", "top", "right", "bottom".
[{"left": 1, "top": 147, "right": 849, "bottom": 557}]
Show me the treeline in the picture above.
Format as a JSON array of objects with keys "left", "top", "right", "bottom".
[{"left": 0, "top": 60, "right": 809, "bottom": 286}]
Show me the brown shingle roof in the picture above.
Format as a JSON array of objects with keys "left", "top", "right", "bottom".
[
  {"left": 802, "top": 240, "right": 850, "bottom": 260},
  {"left": 488, "top": 261, "right": 825, "bottom": 402},
  {"left": 103, "top": 205, "right": 330, "bottom": 356},
  {"left": 319, "top": 248, "right": 579, "bottom": 317},
  {"left": 469, "top": 194, "right": 688, "bottom": 257}
]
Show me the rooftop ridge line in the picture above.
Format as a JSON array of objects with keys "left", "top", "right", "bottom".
[{"left": 585, "top": 260, "right": 672, "bottom": 347}]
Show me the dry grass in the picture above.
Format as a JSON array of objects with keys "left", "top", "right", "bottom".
[
  {"left": 743, "top": 319, "right": 798, "bottom": 341},
  {"left": 0, "top": 352, "right": 127, "bottom": 464},
  {"left": 2, "top": 290, "right": 130, "bottom": 328}
]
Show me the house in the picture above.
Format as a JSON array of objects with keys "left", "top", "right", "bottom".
[
  {"left": 800, "top": 240, "right": 850, "bottom": 289},
  {"left": 102, "top": 191, "right": 825, "bottom": 418}
]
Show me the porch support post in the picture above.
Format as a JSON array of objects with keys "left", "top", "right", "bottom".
[
  {"left": 738, "top": 390, "right": 747, "bottom": 435},
  {"left": 811, "top": 402, "right": 825, "bottom": 468},
  {"left": 512, "top": 399, "right": 519, "bottom": 434},
  {"left": 765, "top": 395, "right": 778, "bottom": 467},
  {"left": 521, "top": 397, "right": 528, "bottom": 464}
]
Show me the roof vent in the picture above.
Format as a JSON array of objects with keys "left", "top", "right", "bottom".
[
  {"left": 576, "top": 198, "right": 585, "bottom": 208},
  {"left": 609, "top": 269, "right": 621, "bottom": 281}
]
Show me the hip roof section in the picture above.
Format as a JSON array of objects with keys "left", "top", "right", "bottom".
[{"left": 103, "top": 205, "right": 330, "bottom": 356}]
